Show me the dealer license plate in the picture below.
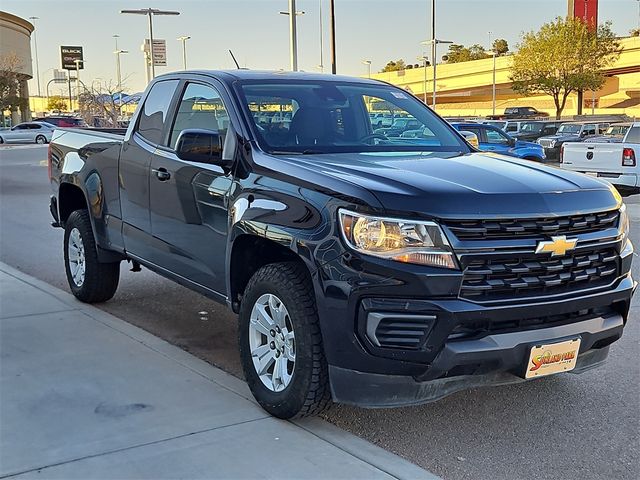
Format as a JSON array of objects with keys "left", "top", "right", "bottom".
[{"left": 525, "top": 338, "right": 581, "bottom": 379}]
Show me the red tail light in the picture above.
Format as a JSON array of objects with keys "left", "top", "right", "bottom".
[
  {"left": 559, "top": 144, "right": 565, "bottom": 163},
  {"left": 622, "top": 147, "right": 636, "bottom": 167}
]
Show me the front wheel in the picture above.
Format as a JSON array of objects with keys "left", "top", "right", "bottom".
[
  {"left": 239, "top": 262, "right": 331, "bottom": 419},
  {"left": 64, "top": 210, "right": 120, "bottom": 303}
]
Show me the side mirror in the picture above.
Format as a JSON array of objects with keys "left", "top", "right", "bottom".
[
  {"left": 459, "top": 131, "right": 479, "bottom": 149},
  {"left": 175, "top": 129, "right": 223, "bottom": 164},
  {"left": 508, "top": 137, "right": 516, "bottom": 147}
]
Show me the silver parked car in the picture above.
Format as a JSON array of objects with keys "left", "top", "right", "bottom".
[{"left": 0, "top": 121, "right": 56, "bottom": 144}]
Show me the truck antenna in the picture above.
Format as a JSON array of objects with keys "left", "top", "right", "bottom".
[{"left": 229, "top": 50, "right": 241, "bottom": 69}]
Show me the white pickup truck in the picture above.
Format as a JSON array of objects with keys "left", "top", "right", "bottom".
[{"left": 560, "top": 122, "right": 640, "bottom": 196}]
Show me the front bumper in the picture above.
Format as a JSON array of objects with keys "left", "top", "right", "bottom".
[
  {"left": 329, "top": 314, "right": 621, "bottom": 407},
  {"left": 315, "top": 239, "right": 635, "bottom": 407}
]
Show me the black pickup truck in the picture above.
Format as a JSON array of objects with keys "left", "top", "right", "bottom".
[
  {"left": 486, "top": 106, "right": 550, "bottom": 120},
  {"left": 49, "top": 70, "right": 635, "bottom": 419}
]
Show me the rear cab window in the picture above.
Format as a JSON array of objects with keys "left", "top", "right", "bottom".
[{"left": 136, "top": 80, "right": 180, "bottom": 145}]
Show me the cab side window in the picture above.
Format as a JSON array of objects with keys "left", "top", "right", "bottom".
[
  {"left": 485, "top": 128, "right": 510, "bottom": 144},
  {"left": 169, "top": 83, "right": 229, "bottom": 149},
  {"left": 626, "top": 127, "right": 640, "bottom": 144},
  {"left": 137, "top": 80, "right": 180, "bottom": 145}
]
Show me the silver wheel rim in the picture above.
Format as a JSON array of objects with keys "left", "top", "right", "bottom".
[
  {"left": 36, "top": 136, "right": 45, "bottom": 144},
  {"left": 248, "top": 293, "right": 295, "bottom": 392},
  {"left": 67, "top": 228, "right": 86, "bottom": 287}
]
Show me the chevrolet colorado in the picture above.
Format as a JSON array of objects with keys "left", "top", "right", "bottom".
[{"left": 49, "top": 71, "right": 635, "bottom": 419}]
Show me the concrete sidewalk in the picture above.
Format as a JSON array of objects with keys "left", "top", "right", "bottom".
[{"left": 0, "top": 263, "right": 437, "bottom": 480}]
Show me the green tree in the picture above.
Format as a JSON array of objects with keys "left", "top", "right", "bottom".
[
  {"left": 445, "top": 44, "right": 490, "bottom": 63},
  {"left": 47, "top": 95, "right": 67, "bottom": 112},
  {"left": 0, "top": 53, "right": 28, "bottom": 119},
  {"left": 511, "top": 17, "right": 621, "bottom": 119},
  {"left": 492, "top": 38, "right": 509, "bottom": 55},
  {"left": 380, "top": 59, "right": 406, "bottom": 72}
]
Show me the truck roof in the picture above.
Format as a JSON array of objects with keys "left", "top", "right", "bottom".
[{"left": 154, "top": 69, "right": 383, "bottom": 85}]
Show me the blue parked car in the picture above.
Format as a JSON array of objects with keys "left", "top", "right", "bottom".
[{"left": 451, "top": 122, "right": 546, "bottom": 162}]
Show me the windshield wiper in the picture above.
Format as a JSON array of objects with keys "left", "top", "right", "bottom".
[{"left": 270, "top": 149, "right": 324, "bottom": 155}]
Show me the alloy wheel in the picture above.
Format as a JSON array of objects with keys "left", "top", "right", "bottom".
[
  {"left": 67, "top": 228, "right": 86, "bottom": 287},
  {"left": 248, "top": 293, "right": 296, "bottom": 392}
]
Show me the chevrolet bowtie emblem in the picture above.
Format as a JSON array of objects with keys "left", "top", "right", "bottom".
[{"left": 535, "top": 235, "right": 578, "bottom": 257}]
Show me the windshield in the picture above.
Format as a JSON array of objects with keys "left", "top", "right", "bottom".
[
  {"left": 557, "top": 124, "right": 581, "bottom": 134},
  {"left": 238, "top": 80, "right": 469, "bottom": 154},
  {"left": 605, "top": 125, "right": 630, "bottom": 136},
  {"left": 519, "top": 122, "right": 543, "bottom": 133}
]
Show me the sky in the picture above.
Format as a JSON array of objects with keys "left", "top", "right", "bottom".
[{"left": 3, "top": 0, "right": 638, "bottom": 96}]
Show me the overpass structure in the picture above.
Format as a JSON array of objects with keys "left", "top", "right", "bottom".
[{"left": 371, "top": 36, "right": 640, "bottom": 119}]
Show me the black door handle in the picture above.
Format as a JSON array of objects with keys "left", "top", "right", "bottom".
[{"left": 152, "top": 167, "right": 171, "bottom": 181}]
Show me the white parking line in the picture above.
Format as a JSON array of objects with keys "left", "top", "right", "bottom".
[{"left": 0, "top": 144, "right": 48, "bottom": 150}]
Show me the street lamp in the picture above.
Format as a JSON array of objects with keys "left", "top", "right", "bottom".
[
  {"left": 489, "top": 50, "right": 497, "bottom": 117},
  {"left": 120, "top": 8, "right": 180, "bottom": 79},
  {"left": 417, "top": 55, "right": 429, "bottom": 104},
  {"left": 362, "top": 60, "right": 372, "bottom": 79},
  {"left": 114, "top": 49, "right": 128, "bottom": 115},
  {"left": 177, "top": 36, "right": 191, "bottom": 70},
  {"left": 421, "top": 38, "right": 452, "bottom": 109},
  {"left": 279, "top": 0, "right": 305, "bottom": 71},
  {"left": 28, "top": 16, "right": 41, "bottom": 97},
  {"left": 421, "top": 0, "right": 452, "bottom": 109}
]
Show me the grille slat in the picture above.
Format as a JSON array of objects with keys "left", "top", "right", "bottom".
[
  {"left": 445, "top": 210, "right": 619, "bottom": 241},
  {"left": 460, "top": 247, "right": 619, "bottom": 302}
]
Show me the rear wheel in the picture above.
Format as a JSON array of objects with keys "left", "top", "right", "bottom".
[
  {"left": 239, "top": 262, "right": 331, "bottom": 419},
  {"left": 0, "top": 136, "right": 4, "bottom": 144},
  {"left": 64, "top": 210, "right": 120, "bottom": 303},
  {"left": 35, "top": 135, "right": 47, "bottom": 144}
]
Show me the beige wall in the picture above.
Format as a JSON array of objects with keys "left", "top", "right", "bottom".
[
  {"left": 0, "top": 11, "right": 33, "bottom": 77},
  {"left": 0, "top": 11, "right": 33, "bottom": 123}
]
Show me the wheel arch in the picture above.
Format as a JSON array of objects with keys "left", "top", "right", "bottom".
[
  {"left": 228, "top": 233, "right": 313, "bottom": 313},
  {"left": 58, "top": 182, "right": 90, "bottom": 225}
]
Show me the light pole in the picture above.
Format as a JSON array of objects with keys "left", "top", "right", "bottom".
[
  {"left": 318, "top": 0, "right": 324, "bottom": 72},
  {"left": 421, "top": 39, "right": 452, "bottom": 109},
  {"left": 177, "top": 36, "right": 191, "bottom": 70},
  {"left": 279, "top": 0, "right": 305, "bottom": 71},
  {"left": 329, "top": 0, "right": 336, "bottom": 74},
  {"left": 421, "top": 0, "right": 452, "bottom": 109},
  {"left": 74, "top": 59, "right": 82, "bottom": 107},
  {"left": 417, "top": 55, "right": 429, "bottom": 104},
  {"left": 487, "top": 31, "right": 497, "bottom": 116},
  {"left": 114, "top": 49, "right": 128, "bottom": 115},
  {"left": 362, "top": 60, "right": 371, "bottom": 79},
  {"left": 120, "top": 8, "right": 180, "bottom": 79},
  {"left": 28, "top": 16, "right": 41, "bottom": 97}
]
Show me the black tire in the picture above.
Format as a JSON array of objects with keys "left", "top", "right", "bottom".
[
  {"left": 35, "top": 135, "right": 47, "bottom": 144},
  {"left": 63, "top": 210, "right": 120, "bottom": 303},
  {"left": 0, "top": 136, "right": 4, "bottom": 144},
  {"left": 239, "top": 262, "right": 331, "bottom": 419}
]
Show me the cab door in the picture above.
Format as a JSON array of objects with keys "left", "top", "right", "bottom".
[
  {"left": 147, "top": 80, "right": 234, "bottom": 295},
  {"left": 119, "top": 79, "right": 180, "bottom": 258},
  {"left": 483, "top": 127, "right": 512, "bottom": 153}
]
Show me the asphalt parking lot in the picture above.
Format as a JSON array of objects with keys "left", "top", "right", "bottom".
[{"left": 1, "top": 145, "right": 638, "bottom": 480}]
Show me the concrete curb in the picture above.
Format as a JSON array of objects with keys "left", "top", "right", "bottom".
[{"left": 0, "top": 263, "right": 439, "bottom": 480}]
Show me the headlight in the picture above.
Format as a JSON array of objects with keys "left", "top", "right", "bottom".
[
  {"left": 619, "top": 203, "right": 629, "bottom": 244},
  {"left": 339, "top": 210, "right": 457, "bottom": 269}
]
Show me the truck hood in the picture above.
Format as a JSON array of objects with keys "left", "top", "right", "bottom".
[
  {"left": 540, "top": 134, "right": 581, "bottom": 142},
  {"left": 265, "top": 151, "right": 619, "bottom": 219}
]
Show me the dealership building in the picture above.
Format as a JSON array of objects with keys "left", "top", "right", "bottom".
[{"left": 0, "top": 11, "right": 33, "bottom": 123}]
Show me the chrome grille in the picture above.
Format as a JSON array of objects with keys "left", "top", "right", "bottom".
[
  {"left": 444, "top": 210, "right": 618, "bottom": 241},
  {"left": 537, "top": 139, "right": 555, "bottom": 148},
  {"left": 460, "top": 247, "right": 619, "bottom": 302}
]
